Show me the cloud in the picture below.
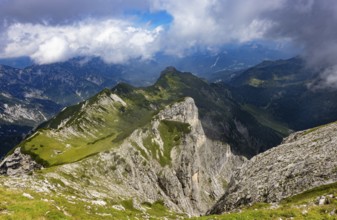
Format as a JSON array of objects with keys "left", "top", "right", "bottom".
[
  {"left": 150, "top": 0, "right": 337, "bottom": 88},
  {"left": 261, "top": 0, "right": 337, "bottom": 88},
  {"left": 0, "top": 0, "right": 149, "bottom": 24},
  {"left": 150, "top": 0, "right": 285, "bottom": 55},
  {"left": 0, "top": 19, "right": 162, "bottom": 64},
  {"left": 0, "top": 0, "right": 296, "bottom": 62}
]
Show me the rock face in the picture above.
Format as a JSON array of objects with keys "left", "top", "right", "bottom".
[
  {"left": 36, "top": 97, "right": 245, "bottom": 216},
  {"left": 0, "top": 147, "right": 41, "bottom": 176},
  {"left": 208, "top": 122, "right": 337, "bottom": 214},
  {"left": 0, "top": 97, "right": 245, "bottom": 216}
]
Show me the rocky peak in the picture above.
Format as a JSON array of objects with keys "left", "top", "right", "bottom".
[{"left": 158, "top": 97, "right": 198, "bottom": 125}]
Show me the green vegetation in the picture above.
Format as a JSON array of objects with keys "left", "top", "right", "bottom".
[
  {"left": 19, "top": 88, "right": 155, "bottom": 166},
  {"left": 158, "top": 120, "right": 191, "bottom": 166},
  {"left": 242, "top": 104, "right": 291, "bottom": 136},
  {"left": 140, "top": 119, "right": 191, "bottom": 167},
  {"left": 142, "top": 133, "right": 161, "bottom": 163},
  {"left": 302, "top": 121, "right": 336, "bottom": 136},
  {"left": 248, "top": 78, "right": 265, "bottom": 87},
  {"left": 2, "top": 180, "right": 337, "bottom": 219},
  {"left": 131, "top": 141, "right": 148, "bottom": 160},
  {"left": 200, "top": 182, "right": 337, "bottom": 220},
  {"left": 0, "top": 184, "right": 182, "bottom": 220},
  {"left": 281, "top": 182, "right": 337, "bottom": 204}
]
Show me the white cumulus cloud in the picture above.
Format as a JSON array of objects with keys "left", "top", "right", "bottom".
[{"left": 0, "top": 19, "right": 163, "bottom": 64}]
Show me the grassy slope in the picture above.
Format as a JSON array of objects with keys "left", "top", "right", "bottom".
[
  {"left": 198, "top": 182, "right": 337, "bottom": 220},
  {"left": 1, "top": 178, "right": 337, "bottom": 219},
  {"left": 241, "top": 104, "right": 292, "bottom": 136},
  {"left": 0, "top": 181, "right": 183, "bottom": 220},
  {"left": 20, "top": 88, "right": 156, "bottom": 166}
]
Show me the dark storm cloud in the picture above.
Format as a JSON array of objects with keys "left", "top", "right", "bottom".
[
  {"left": 263, "top": 0, "right": 337, "bottom": 69},
  {"left": 0, "top": 0, "right": 149, "bottom": 24}
]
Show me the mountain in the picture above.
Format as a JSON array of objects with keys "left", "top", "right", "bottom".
[
  {"left": 0, "top": 57, "right": 33, "bottom": 69},
  {"left": 0, "top": 43, "right": 291, "bottom": 157},
  {"left": 0, "top": 65, "right": 62, "bottom": 157},
  {"left": 0, "top": 58, "right": 138, "bottom": 157},
  {"left": 225, "top": 57, "right": 337, "bottom": 131},
  {"left": 1, "top": 97, "right": 245, "bottom": 216},
  {"left": 16, "top": 67, "right": 284, "bottom": 167},
  {"left": 208, "top": 120, "right": 337, "bottom": 218},
  {"left": 0, "top": 67, "right": 337, "bottom": 219},
  {"left": 0, "top": 67, "right": 287, "bottom": 217}
]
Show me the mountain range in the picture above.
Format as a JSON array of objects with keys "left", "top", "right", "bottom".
[
  {"left": 0, "top": 56, "right": 337, "bottom": 219},
  {"left": 0, "top": 44, "right": 290, "bottom": 158}
]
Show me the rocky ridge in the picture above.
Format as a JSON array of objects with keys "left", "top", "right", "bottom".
[{"left": 208, "top": 121, "right": 337, "bottom": 214}]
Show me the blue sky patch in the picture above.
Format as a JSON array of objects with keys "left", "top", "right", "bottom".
[{"left": 125, "top": 10, "right": 173, "bottom": 28}]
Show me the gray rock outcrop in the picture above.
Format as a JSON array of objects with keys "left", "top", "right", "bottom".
[
  {"left": 208, "top": 122, "right": 337, "bottom": 214},
  {"left": 0, "top": 147, "right": 41, "bottom": 176}
]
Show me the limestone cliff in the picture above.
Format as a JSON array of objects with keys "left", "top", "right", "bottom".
[
  {"left": 208, "top": 122, "right": 337, "bottom": 214},
  {"left": 0, "top": 97, "right": 245, "bottom": 216}
]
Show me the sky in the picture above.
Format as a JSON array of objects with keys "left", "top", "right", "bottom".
[{"left": 0, "top": 0, "right": 337, "bottom": 86}]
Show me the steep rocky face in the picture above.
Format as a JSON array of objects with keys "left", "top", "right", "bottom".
[
  {"left": 208, "top": 121, "right": 337, "bottom": 214},
  {"left": 0, "top": 97, "right": 245, "bottom": 216}
]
